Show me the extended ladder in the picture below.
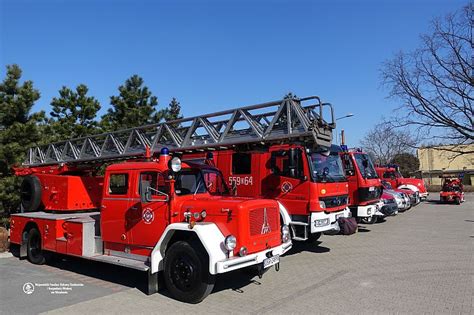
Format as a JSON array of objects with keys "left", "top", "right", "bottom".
[{"left": 24, "top": 96, "right": 335, "bottom": 167}]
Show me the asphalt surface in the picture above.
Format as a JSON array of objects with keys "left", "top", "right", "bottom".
[{"left": 0, "top": 194, "right": 472, "bottom": 314}]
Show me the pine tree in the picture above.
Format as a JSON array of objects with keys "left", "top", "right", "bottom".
[
  {"left": 154, "top": 97, "right": 183, "bottom": 123},
  {"left": 101, "top": 75, "right": 158, "bottom": 130},
  {"left": 166, "top": 97, "right": 183, "bottom": 121},
  {"left": 0, "top": 65, "right": 43, "bottom": 214},
  {"left": 50, "top": 84, "right": 101, "bottom": 140}
]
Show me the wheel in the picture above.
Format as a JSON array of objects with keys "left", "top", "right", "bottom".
[
  {"left": 21, "top": 176, "right": 42, "bottom": 212},
  {"left": 455, "top": 197, "right": 461, "bottom": 205},
  {"left": 361, "top": 216, "right": 377, "bottom": 224},
  {"left": 163, "top": 241, "right": 215, "bottom": 304},
  {"left": 306, "top": 232, "right": 322, "bottom": 243},
  {"left": 26, "top": 228, "right": 46, "bottom": 265}
]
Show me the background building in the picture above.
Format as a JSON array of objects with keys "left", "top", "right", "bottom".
[{"left": 417, "top": 144, "right": 474, "bottom": 186}]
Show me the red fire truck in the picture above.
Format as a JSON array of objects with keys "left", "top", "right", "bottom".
[
  {"left": 339, "top": 148, "right": 383, "bottom": 224},
  {"left": 183, "top": 97, "right": 350, "bottom": 242},
  {"left": 375, "top": 165, "right": 427, "bottom": 202},
  {"left": 9, "top": 100, "right": 306, "bottom": 303}
]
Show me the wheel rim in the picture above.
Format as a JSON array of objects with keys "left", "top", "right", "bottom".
[
  {"left": 170, "top": 254, "right": 199, "bottom": 292},
  {"left": 29, "top": 232, "right": 41, "bottom": 259}
]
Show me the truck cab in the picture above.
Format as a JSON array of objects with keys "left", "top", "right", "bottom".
[
  {"left": 10, "top": 150, "right": 291, "bottom": 303},
  {"left": 184, "top": 144, "right": 351, "bottom": 242},
  {"left": 339, "top": 149, "right": 383, "bottom": 224},
  {"left": 375, "top": 166, "right": 427, "bottom": 201}
]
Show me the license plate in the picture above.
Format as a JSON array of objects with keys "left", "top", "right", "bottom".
[{"left": 263, "top": 255, "right": 280, "bottom": 269}]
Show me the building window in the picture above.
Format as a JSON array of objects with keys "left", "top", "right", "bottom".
[{"left": 232, "top": 153, "right": 251, "bottom": 174}]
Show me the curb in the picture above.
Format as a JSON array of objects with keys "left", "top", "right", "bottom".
[{"left": 0, "top": 251, "right": 13, "bottom": 259}]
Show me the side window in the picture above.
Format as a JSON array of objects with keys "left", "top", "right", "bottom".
[
  {"left": 139, "top": 172, "right": 169, "bottom": 200},
  {"left": 109, "top": 174, "right": 129, "bottom": 195},
  {"left": 232, "top": 153, "right": 251, "bottom": 174},
  {"left": 383, "top": 172, "right": 395, "bottom": 179},
  {"left": 271, "top": 149, "right": 303, "bottom": 178}
]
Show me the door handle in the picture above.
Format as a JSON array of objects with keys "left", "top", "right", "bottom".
[{"left": 131, "top": 206, "right": 138, "bottom": 210}]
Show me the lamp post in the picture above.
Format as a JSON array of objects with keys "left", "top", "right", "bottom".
[{"left": 335, "top": 113, "right": 355, "bottom": 145}]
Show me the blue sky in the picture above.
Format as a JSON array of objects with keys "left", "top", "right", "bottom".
[{"left": 0, "top": 0, "right": 466, "bottom": 145}]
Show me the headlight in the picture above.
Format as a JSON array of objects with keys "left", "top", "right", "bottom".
[
  {"left": 224, "top": 235, "right": 237, "bottom": 251},
  {"left": 314, "top": 218, "right": 330, "bottom": 227},
  {"left": 319, "top": 201, "right": 326, "bottom": 209},
  {"left": 170, "top": 157, "right": 182, "bottom": 172},
  {"left": 281, "top": 224, "right": 290, "bottom": 243}
]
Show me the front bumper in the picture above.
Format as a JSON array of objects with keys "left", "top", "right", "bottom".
[
  {"left": 353, "top": 203, "right": 380, "bottom": 218},
  {"left": 310, "top": 207, "right": 351, "bottom": 233},
  {"left": 215, "top": 241, "right": 292, "bottom": 274},
  {"left": 419, "top": 192, "right": 429, "bottom": 199}
]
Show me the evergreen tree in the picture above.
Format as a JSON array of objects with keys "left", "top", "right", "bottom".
[
  {"left": 0, "top": 65, "right": 42, "bottom": 213},
  {"left": 391, "top": 153, "right": 420, "bottom": 177},
  {"left": 101, "top": 75, "right": 158, "bottom": 130},
  {"left": 50, "top": 84, "right": 101, "bottom": 140},
  {"left": 166, "top": 97, "right": 183, "bottom": 121},
  {"left": 154, "top": 97, "right": 183, "bottom": 123}
]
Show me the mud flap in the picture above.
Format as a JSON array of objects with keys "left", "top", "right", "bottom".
[{"left": 146, "top": 270, "right": 159, "bottom": 295}]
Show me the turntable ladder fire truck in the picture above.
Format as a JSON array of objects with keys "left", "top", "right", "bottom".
[
  {"left": 181, "top": 97, "right": 351, "bottom": 242},
  {"left": 9, "top": 96, "right": 331, "bottom": 303}
]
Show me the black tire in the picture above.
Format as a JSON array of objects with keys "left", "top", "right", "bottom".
[
  {"left": 21, "top": 176, "right": 42, "bottom": 212},
  {"left": 163, "top": 241, "right": 215, "bottom": 304},
  {"left": 27, "top": 228, "right": 46, "bottom": 265},
  {"left": 306, "top": 232, "right": 322, "bottom": 243},
  {"left": 361, "top": 216, "right": 377, "bottom": 224},
  {"left": 455, "top": 197, "right": 461, "bottom": 205}
]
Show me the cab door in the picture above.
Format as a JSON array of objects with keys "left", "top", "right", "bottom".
[
  {"left": 129, "top": 171, "right": 169, "bottom": 247},
  {"left": 101, "top": 172, "right": 133, "bottom": 245},
  {"left": 263, "top": 148, "right": 310, "bottom": 215}
]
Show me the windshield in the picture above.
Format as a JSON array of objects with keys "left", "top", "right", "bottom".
[
  {"left": 354, "top": 154, "right": 378, "bottom": 179},
  {"left": 309, "top": 152, "right": 346, "bottom": 182},
  {"left": 175, "top": 168, "right": 230, "bottom": 196}
]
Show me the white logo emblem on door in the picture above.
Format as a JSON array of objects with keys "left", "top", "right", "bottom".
[
  {"left": 261, "top": 208, "right": 271, "bottom": 234},
  {"left": 142, "top": 208, "right": 154, "bottom": 224}
]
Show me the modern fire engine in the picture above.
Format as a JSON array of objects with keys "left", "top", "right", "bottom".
[
  {"left": 375, "top": 165, "right": 427, "bottom": 201},
  {"left": 183, "top": 96, "right": 351, "bottom": 242},
  {"left": 8, "top": 99, "right": 312, "bottom": 303},
  {"left": 339, "top": 147, "right": 383, "bottom": 224}
]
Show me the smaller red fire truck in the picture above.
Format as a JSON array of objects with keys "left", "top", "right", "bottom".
[
  {"left": 439, "top": 175, "right": 465, "bottom": 204},
  {"left": 339, "top": 147, "right": 383, "bottom": 224},
  {"left": 375, "top": 165, "right": 427, "bottom": 201}
]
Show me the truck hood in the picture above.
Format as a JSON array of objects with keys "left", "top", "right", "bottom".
[{"left": 398, "top": 178, "right": 427, "bottom": 192}]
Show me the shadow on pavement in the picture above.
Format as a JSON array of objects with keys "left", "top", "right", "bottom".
[
  {"left": 283, "top": 241, "right": 330, "bottom": 256},
  {"left": 357, "top": 226, "right": 371, "bottom": 233}
]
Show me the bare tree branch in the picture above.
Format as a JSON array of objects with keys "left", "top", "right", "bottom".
[{"left": 381, "top": 4, "right": 474, "bottom": 155}]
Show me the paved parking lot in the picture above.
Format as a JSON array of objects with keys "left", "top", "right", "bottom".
[{"left": 1, "top": 194, "right": 473, "bottom": 314}]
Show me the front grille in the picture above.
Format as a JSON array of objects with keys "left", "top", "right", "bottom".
[
  {"left": 249, "top": 207, "right": 279, "bottom": 236},
  {"left": 358, "top": 186, "right": 382, "bottom": 202},
  {"left": 319, "top": 195, "right": 348, "bottom": 208}
]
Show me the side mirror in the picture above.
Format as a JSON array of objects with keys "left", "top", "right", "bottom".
[
  {"left": 231, "top": 180, "right": 237, "bottom": 196},
  {"left": 288, "top": 148, "right": 297, "bottom": 178},
  {"left": 144, "top": 189, "right": 153, "bottom": 203}
]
